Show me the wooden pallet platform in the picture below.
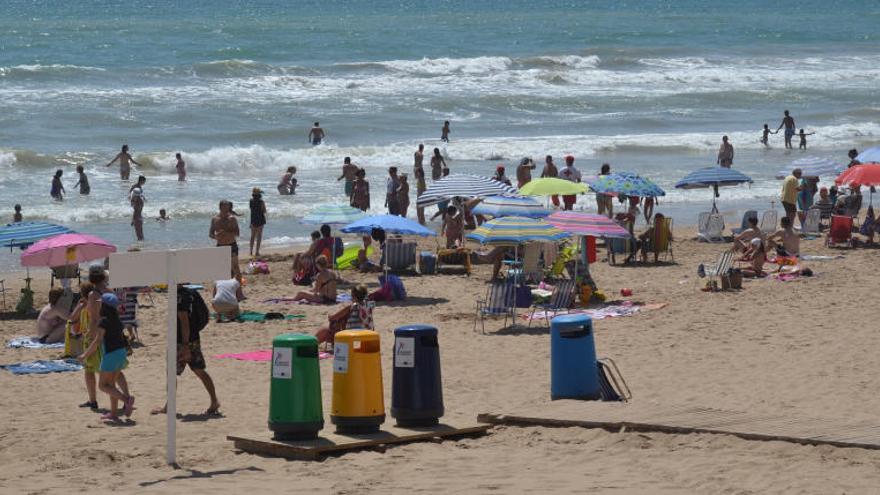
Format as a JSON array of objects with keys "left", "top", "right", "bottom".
[
  {"left": 229, "top": 422, "right": 491, "bottom": 461},
  {"left": 478, "top": 401, "right": 880, "bottom": 451}
]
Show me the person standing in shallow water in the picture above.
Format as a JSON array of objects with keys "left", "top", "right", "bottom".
[
  {"left": 441, "top": 121, "right": 450, "bottom": 142},
  {"left": 106, "top": 144, "right": 142, "bottom": 181},
  {"left": 776, "top": 110, "right": 796, "bottom": 149},
  {"left": 50, "top": 169, "right": 65, "bottom": 201},
  {"left": 175, "top": 153, "right": 186, "bottom": 181},
  {"left": 717, "top": 135, "right": 734, "bottom": 168},
  {"left": 430, "top": 147, "right": 447, "bottom": 181},
  {"left": 338, "top": 157, "right": 358, "bottom": 198},
  {"left": 308, "top": 122, "right": 325, "bottom": 145}
]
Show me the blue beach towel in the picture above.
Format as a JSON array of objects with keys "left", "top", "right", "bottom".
[
  {"left": 2, "top": 359, "right": 82, "bottom": 375},
  {"left": 6, "top": 336, "right": 65, "bottom": 349}
]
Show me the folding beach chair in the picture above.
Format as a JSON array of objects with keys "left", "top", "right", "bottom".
[
  {"left": 697, "top": 214, "right": 725, "bottom": 243},
  {"left": 800, "top": 208, "right": 821, "bottom": 235},
  {"left": 759, "top": 210, "right": 778, "bottom": 235},
  {"left": 646, "top": 216, "right": 674, "bottom": 263},
  {"left": 825, "top": 215, "right": 854, "bottom": 248},
  {"left": 384, "top": 241, "right": 417, "bottom": 272},
  {"left": 731, "top": 210, "right": 758, "bottom": 236},
  {"left": 697, "top": 212, "right": 711, "bottom": 236},
  {"left": 527, "top": 278, "right": 576, "bottom": 328},
  {"left": 0, "top": 279, "right": 7, "bottom": 310},
  {"left": 607, "top": 236, "right": 635, "bottom": 265},
  {"left": 703, "top": 250, "right": 735, "bottom": 290},
  {"left": 521, "top": 243, "right": 543, "bottom": 283},
  {"left": 474, "top": 278, "right": 516, "bottom": 333}
]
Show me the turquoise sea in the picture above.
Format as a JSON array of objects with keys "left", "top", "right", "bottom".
[{"left": 1, "top": 0, "right": 879, "bottom": 267}]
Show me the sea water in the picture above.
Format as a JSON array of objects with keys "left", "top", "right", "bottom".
[{"left": 1, "top": 0, "right": 878, "bottom": 269}]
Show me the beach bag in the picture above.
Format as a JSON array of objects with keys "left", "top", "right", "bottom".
[
  {"left": 185, "top": 289, "right": 210, "bottom": 333},
  {"left": 515, "top": 284, "right": 533, "bottom": 308},
  {"left": 334, "top": 237, "right": 345, "bottom": 259}
]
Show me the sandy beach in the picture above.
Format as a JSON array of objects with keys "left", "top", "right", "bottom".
[{"left": 2, "top": 224, "right": 879, "bottom": 494}]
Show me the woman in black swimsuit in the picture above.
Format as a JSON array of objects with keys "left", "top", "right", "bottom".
[{"left": 249, "top": 188, "right": 267, "bottom": 257}]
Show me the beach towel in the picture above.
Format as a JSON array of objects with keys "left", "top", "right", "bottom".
[
  {"left": 214, "top": 349, "right": 331, "bottom": 361},
  {"left": 522, "top": 302, "right": 667, "bottom": 322},
  {"left": 263, "top": 293, "right": 350, "bottom": 305},
  {"left": 212, "top": 311, "right": 305, "bottom": 323},
  {"left": 6, "top": 336, "right": 65, "bottom": 349},
  {"left": 800, "top": 255, "right": 845, "bottom": 261},
  {"left": 2, "top": 359, "right": 82, "bottom": 375}
]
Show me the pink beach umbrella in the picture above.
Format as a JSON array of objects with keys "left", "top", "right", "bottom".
[{"left": 20, "top": 233, "right": 117, "bottom": 267}]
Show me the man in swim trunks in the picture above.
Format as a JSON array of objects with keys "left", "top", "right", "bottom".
[
  {"left": 338, "top": 157, "right": 358, "bottom": 197},
  {"left": 776, "top": 110, "right": 796, "bottom": 149},
  {"left": 716, "top": 136, "right": 734, "bottom": 168},
  {"left": 106, "top": 144, "right": 142, "bottom": 181},
  {"left": 308, "top": 122, "right": 325, "bottom": 145},
  {"left": 516, "top": 157, "right": 537, "bottom": 189},
  {"left": 210, "top": 200, "right": 241, "bottom": 277},
  {"left": 414, "top": 144, "right": 425, "bottom": 177}
]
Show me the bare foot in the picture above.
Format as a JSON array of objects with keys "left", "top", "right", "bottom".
[{"left": 206, "top": 401, "right": 221, "bottom": 415}]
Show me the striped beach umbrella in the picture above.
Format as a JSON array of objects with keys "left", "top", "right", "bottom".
[
  {"left": 301, "top": 204, "right": 366, "bottom": 225},
  {"left": 466, "top": 216, "right": 570, "bottom": 245},
  {"left": 547, "top": 212, "right": 632, "bottom": 239},
  {"left": 341, "top": 214, "right": 436, "bottom": 236},
  {"left": 675, "top": 167, "right": 753, "bottom": 210},
  {"left": 471, "top": 195, "right": 551, "bottom": 218},
  {"left": 775, "top": 157, "right": 842, "bottom": 179},
  {"left": 417, "top": 174, "right": 518, "bottom": 208},
  {"left": 587, "top": 171, "right": 666, "bottom": 197},
  {"left": 0, "top": 222, "right": 74, "bottom": 250},
  {"left": 517, "top": 178, "right": 588, "bottom": 196}
]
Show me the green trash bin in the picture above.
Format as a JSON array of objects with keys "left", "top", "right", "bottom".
[{"left": 268, "top": 333, "right": 323, "bottom": 439}]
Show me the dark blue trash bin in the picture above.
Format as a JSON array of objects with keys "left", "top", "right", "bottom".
[
  {"left": 550, "top": 314, "right": 599, "bottom": 400},
  {"left": 391, "top": 325, "right": 444, "bottom": 426}
]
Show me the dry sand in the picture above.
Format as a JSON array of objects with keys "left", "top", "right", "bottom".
[{"left": 2, "top": 227, "right": 880, "bottom": 494}]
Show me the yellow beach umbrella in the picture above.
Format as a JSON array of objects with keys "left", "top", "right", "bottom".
[{"left": 518, "top": 178, "right": 588, "bottom": 196}]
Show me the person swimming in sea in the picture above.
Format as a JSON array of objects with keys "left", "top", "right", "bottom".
[
  {"left": 51, "top": 169, "right": 65, "bottom": 201},
  {"left": 308, "top": 122, "right": 325, "bottom": 145},
  {"left": 106, "top": 144, "right": 143, "bottom": 181}
]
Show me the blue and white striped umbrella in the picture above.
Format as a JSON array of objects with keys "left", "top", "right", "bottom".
[
  {"left": 0, "top": 222, "right": 74, "bottom": 250},
  {"left": 856, "top": 147, "right": 880, "bottom": 163},
  {"left": 416, "top": 173, "right": 518, "bottom": 208},
  {"left": 301, "top": 204, "right": 366, "bottom": 225},
  {"left": 674, "top": 167, "right": 753, "bottom": 189},
  {"left": 775, "top": 157, "right": 842, "bottom": 179},
  {"left": 471, "top": 195, "right": 551, "bottom": 218},
  {"left": 465, "top": 216, "right": 570, "bottom": 245},
  {"left": 341, "top": 214, "right": 436, "bottom": 237}
]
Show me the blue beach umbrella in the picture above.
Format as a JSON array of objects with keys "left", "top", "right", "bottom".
[
  {"left": 0, "top": 222, "right": 74, "bottom": 250},
  {"left": 587, "top": 171, "right": 666, "bottom": 197},
  {"left": 471, "top": 195, "right": 551, "bottom": 219},
  {"left": 775, "top": 157, "right": 842, "bottom": 179},
  {"left": 675, "top": 167, "right": 753, "bottom": 211},
  {"left": 301, "top": 204, "right": 366, "bottom": 225},
  {"left": 465, "top": 216, "right": 570, "bottom": 245},
  {"left": 341, "top": 214, "right": 436, "bottom": 237},
  {"left": 856, "top": 147, "right": 880, "bottom": 163}
]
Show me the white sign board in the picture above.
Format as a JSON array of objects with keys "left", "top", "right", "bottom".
[
  {"left": 333, "top": 342, "right": 349, "bottom": 373},
  {"left": 109, "top": 247, "right": 231, "bottom": 466},
  {"left": 395, "top": 337, "right": 415, "bottom": 368},
  {"left": 272, "top": 347, "right": 293, "bottom": 379}
]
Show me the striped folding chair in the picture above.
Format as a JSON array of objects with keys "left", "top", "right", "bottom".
[
  {"left": 800, "top": 208, "right": 821, "bottom": 234},
  {"left": 704, "top": 250, "right": 735, "bottom": 289},
  {"left": 384, "top": 241, "right": 417, "bottom": 271},
  {"left": 474, "top": 278, "right": 516, "bottom": 333},
  {"left": 527, "top": 278, "right": 576, "bottom": 328},
  {"left": 698, "top": 214, "right": 725, "bottom": 243},
  {"left": 759, "top": 210, "right": 778, "bottom": 235}
]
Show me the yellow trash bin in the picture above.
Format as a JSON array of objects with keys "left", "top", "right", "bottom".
[{"left": 331, "top": 329, "right": 385, "bottom": 433}]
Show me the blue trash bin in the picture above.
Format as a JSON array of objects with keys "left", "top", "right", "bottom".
[
  {"left": 391, "top": 325, "right": 444, "bottom": 426},
  {"left": 550, "top": 314, "right": 599, "bottom": 400}
]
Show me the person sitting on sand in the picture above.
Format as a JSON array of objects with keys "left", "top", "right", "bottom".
[
  {"left": 637, "top": 213, "right": 673, "bottom": 263},
  {"left": 353, "top": 248, "right": 382, "bottom": 273},
  {"left": 37, "top": 288, "right": 69, "bottom": 344},
  {"left": 212, "top": 275, "right": 244, "bottom": 322},
  {"left": 733, "top": 216, "right": 763, "bottom": 252},
  {"left": 741, "top": 237, "right": 768, "bottom": 278},
  {"left": 315, "top": 285, "right": 374, "bottom": 346},
  {"left": 766, "top": 216, "right": 800, "bottom": 258},
  {"left": 292, "top": 255, "right": 337, "bottom": 304}
]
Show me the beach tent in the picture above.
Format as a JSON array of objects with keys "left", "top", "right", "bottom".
[
  {"left": 416, "top": 173, "right": 518, "bottom": 208},
  {"left": 674, "top": 167, "right": 753, "bottom": 211},
  {"left": 471, "top": 195, "right": 551, "bottom": 219}
]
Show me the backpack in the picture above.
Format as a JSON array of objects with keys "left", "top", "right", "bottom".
[{"left": 185, "top": 289, "right": 210, "bottom": 333}]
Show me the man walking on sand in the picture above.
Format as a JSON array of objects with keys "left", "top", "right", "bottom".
[
  {"left": 210, "top": 200, "right": 241, "bottom": 278},
  {"left": 717, "top": 136, "right": 734, "bottom": 168},
  {"left": 776, "top": 110, "right": 796, "bottom": 149},
  {"left": 151, "top": 285, "right": 220, "bottom": 416}
]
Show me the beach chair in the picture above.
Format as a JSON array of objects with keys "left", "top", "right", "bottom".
[
  {"left": 703, "top": 250, "right": 735, "bottom": 290},
  {"left": 697, "top": 214, "right": 725, "bottom": 243},
  {"left": 384, "top": 241, "right": 417, "bottom": 271},
  {"left": 800, "top": 208, "right": 821, "bottom": 235},
  {"left": 437, "top": 247, "right": 472, "bottom": 275},
  {"left": 825, "top": 215, "right": 854, "bottom": 248},
  {"left": 0, "top": 279, "right": 6, "bottom": 310},
  {"left": 607, "top": 236, "right": 635, "bottom": 265},
  {"left": 527, "top": 278, "right": 576, "bottom": 328},
  {"left": 521, "top": 243, "right": 543, "bottom": 283},
  {"left": 697, "top": 212, "right": 711, "bottom": 235},
  {"left": 474, "top": 278, "right": 516, "bottom": 333},
  {"left": 50, "top": 264, "right": 80, "bottom": 289},
  {"left": 548, "top": 244, "right": 575, "bottom": 278},
  {"left": 759, "top": 210, "right": 777, "bottom": 235},
  {"left": 731, "top": 210, "right": 758, "bottom": 236},
  {"left": 644, "top": 216, "right": 674, "bottom": 263}
]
